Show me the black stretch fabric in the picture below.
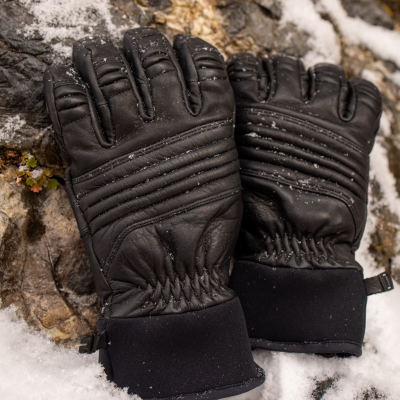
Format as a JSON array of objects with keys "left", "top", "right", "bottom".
[
  {"left": 98, "top": 298, "right": 265, "bottom": 400},
  {"left": 231, "top": 262, "right": 366, "bottom": 356},
  {"left": 43, "top": 28, "right": 264, "bottom": 399},
  {"left": 227, "top": 53, "right": 383, "bottom": 356}
]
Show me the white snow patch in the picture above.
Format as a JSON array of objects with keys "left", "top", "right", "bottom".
[
  {"left": 391, "top": 71, "right": 400, "bottom": 91},
  {"left": 18, "top": 164, "right": 28, "bottom": 172},
  {"left": 370, "top": 112, "right": 400, "bottom": 215},
  {"left": 21, "top": 0, "right": 136, "bottom": 58},
  {"left": 0, "top": 115, "right": 26, "bottom": 145},
  {"left": 280, "top": 0, "right": 341, "bottom": 67},
  {"left": 30, "top": 168, "right": 44, "bottom": 179},
  {"left": 0, "top": 306, "right": 136, "bottom": 400},
  {"left": 317, "top": 0, "right": 400, "bottom": 68},
  {"left": 361, "top": 69, "right": 380, "bottom": 86}
]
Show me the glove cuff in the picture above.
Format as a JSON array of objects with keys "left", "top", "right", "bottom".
[
  {"left": 230, "top": 261, "right": 368, "bottom": 357},
  {"left": 97, "top": 296, "right": 265, "bottom": 400}
]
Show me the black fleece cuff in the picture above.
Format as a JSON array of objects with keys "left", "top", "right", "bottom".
[
  {"left": 230, "top": 261, "right": 367, "bottom": 356},
  {"left": 98, "top": 296, "right": 265, "bottom": 399}
]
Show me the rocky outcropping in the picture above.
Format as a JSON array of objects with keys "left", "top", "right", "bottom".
[{"left": 1, "top": 0, "right": 400, "bottom": 347}]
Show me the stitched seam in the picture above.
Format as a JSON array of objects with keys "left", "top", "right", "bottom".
[
  {"left": 132, "top": 31, "right": 165, "bottom": 41},
  {"left": 106, "top": 88, "right": 132, "bottom": 100},
  {"left": 357, "top": 99, "right": 377, "bottom": 113},
  {"left": 240, "top": 233, "right": 336, "bottom": 264},
  {"left": 139, "top": 42, "right": 168, "bottom": 57},
  {"left": 93, "top": 57, "right": 121, "bottom": 68},
  {"left": 99, "top": 77, "right": 128, "bottom": 89},
  {"left": 238, "top": 145, "right": 367, "bottom": 197},
  {"left": 149, "top": 69, "right": 176, "bottom": 80},
  {"left": 110, "top": 274, "right": 230, "bottom": 308},
  {"left": 83, "top": 146, "right": 235, "bottom": 210},
  {"left": 154, "top": 229, "right": 176, "bottom": 290},
  {"left": 250, "top": 338, "right": 363, "bottom": 346},
  {"left": 237, "top": 133, "right": 367, "bottom": 177},
  {"left": 77, "top": 136, "right": 232, "bottom": 200},
  {"left": 239, "top": 108, "right": 366, "bottom": 156},
  {"left": 237, "top": 124, "right": 369, "bottom": 178},
  {"left": 135, "top": 34, "right": 198, "bottom": 117},
  {"left": 72, "top": 120, "right": 232, "bottom": 183},
  {"left": 84, "top": 46, "right": 116, "bottom": 143},
  {"left": 61, "top": 114, "right": 91, "bottom": 128},
  {"left": 56, "top": 93, "right": 86, "bottom": 100},
  {"left": 49, "top": 72, "right": 69, "bottom": 155},
  {"left": 91, "top": 167, "right": 238, "bottom": 233},
  {"left": 200, "top": 77, "right": 227, "bottom": 81},
  {"left": 191, "top": 47, "right": 222, "bottom": 56},
  {"left": 103, "top": 186, "right": 241, "bottom": 273},
  {"left": 86, "top": 159, "right": 236, "bottom": 219},
  {"left": 236, "top": 123, "right": 365, "bottom": 161},
  {"left": 241, "top": 168, "right": 360, "bottom": 238},
  {"left": 230, "top": 78, "right": 257, "bottom": 82},
  {"left": 237, "top": 132, "right": 366, "bottom": 178},
  {"left": 54, "top": 81, "right": 83, "bottom": 88},
  {"left": 56, "top": 102, "right": 88, "bottom": 112},
  {"left": 142, "top": 51, "right": 169, "bottom": 63}
]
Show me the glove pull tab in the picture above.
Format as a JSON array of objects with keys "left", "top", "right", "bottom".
[
  {"left": 364, "top": 272, "right": 394, "bottom": 296},
  {"left": 79, "top": 330, "right": 107, "bottom": 354}
]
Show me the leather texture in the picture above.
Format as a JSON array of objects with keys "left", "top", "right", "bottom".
[
  {"left": 43, "top": 30, "right": 267, "bottom": 399},
  {"left": 43, "top": 28, "right": 242, "bottom": 319},
  {"left": 227, "top": 53, "right": 382, "bottom": 355},
  {"left": 227, "top": 54, "right": 382, "bottom": 270}
]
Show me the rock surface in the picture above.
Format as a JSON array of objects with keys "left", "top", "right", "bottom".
[{"left": 0, "top": 0, "right": 399, "bottom": 355}]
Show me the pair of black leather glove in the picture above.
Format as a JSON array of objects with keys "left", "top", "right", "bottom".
[{"left": 43, "top": 28, "right": 393, "bottom": 400}]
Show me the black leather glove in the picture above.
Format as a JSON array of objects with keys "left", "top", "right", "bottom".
[
  {"left": 227, "top": 54, "right": 393, "bottom": 356},
  {"left": 43, "top": 28, "right": 264, "bottom": 399}
]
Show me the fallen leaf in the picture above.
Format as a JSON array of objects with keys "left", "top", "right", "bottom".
[
  {"left": 7, "top": 151, "right": 17, "bottom": 159},
  {"left": 31, "top": 184, "right": 43, "bottom": 193}
]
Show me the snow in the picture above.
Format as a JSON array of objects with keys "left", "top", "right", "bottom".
[
  {"left": 2, "top": 0, "right": 400, "bottom": 399},
  {"left": 316, "top": 0, "right": 400, "bottom": 68},
  {"left": 280, "top": 0, "right": 341, "bottom": 67},
  {"left": 0, "top": 115, "right": 26, "bottom": 145},
  {"left": 0, "top": 306, "right": 134, "bottom": 400},
  {"left": 370, "top": 112, "right": 400, "bottom": 215},
  {"left": 21, "top": 0, "right": 136, "bottom": 59}
]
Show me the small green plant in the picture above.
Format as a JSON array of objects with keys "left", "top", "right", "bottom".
[{"left": 17, "top": 152, "right": 58, "bottom": 193}]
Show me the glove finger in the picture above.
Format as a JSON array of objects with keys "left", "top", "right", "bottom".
[
  {"left": 72, "top": 36, "right": 144, "bottom": 145},
  {"left": 174, "top": 34, "right": 234, "bottom": 118},
  {"left": 308, "top": 63, "right": 349, "bottom": 119},
  {"left": 43, "top": 65, "right": 101, "bottom": 164},
  {"left": 227, "top": 53, "right": 268, "bottom": 103},
  {"left": 348, "top": 77, "right": 382, "bottom": 153},
  {"left": 267, "top": 55, "right": 308, "bottom": 104},
  {"left": 123, "top": 27, "right": 191, "bottom": 120}
]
